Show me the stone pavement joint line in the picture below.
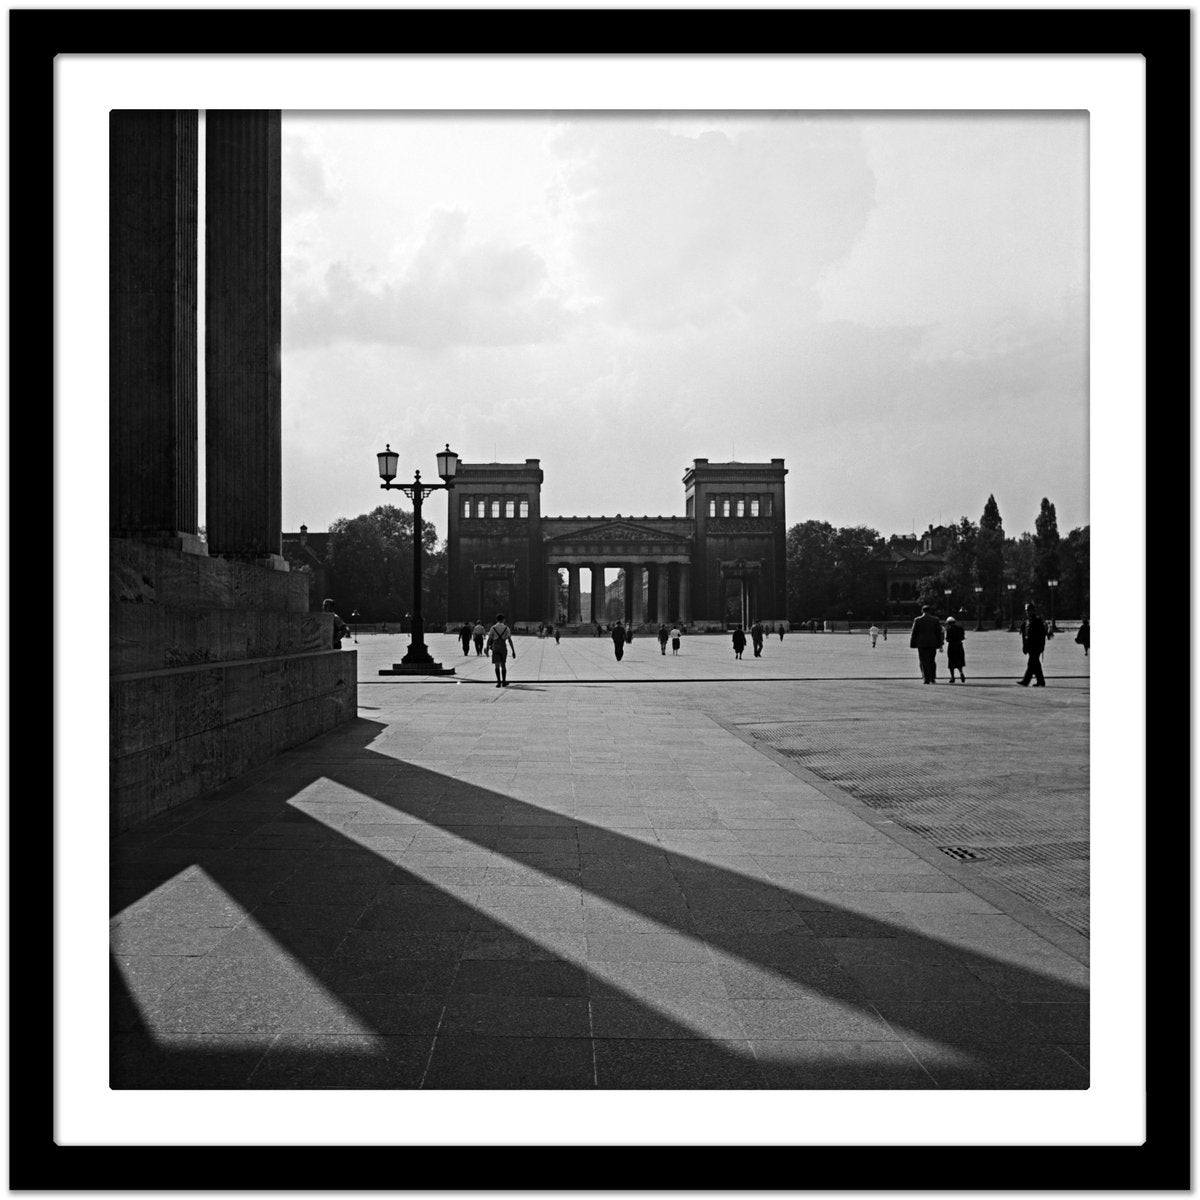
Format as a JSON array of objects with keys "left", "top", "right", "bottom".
[{"left": 111, "top": 633, "right": 1089, "bottom": 1090}]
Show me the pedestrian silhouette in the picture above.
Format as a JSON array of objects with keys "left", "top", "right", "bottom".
[{"left": 909, "top": 604, "right": 944, "bottom": 684}]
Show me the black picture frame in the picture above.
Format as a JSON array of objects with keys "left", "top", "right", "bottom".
[{"left": 18, "top": 6, "right": 1185, "bottom": 1190}]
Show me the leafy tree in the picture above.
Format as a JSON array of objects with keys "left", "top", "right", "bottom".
[
  {"left": 1033, "top": 497, "right": 1062, "bottom": 598},
  {"left": 1003, "top": 533, "right": 1037, "bottom": 616},
  {"left": 976, "top": 494, "right": 1006, "bottom": 624},
  {"left": 829, "top": 525, "right": 884, "bottom": 617},
  {"left": 940, "top": 517, "right": 979, "bottom": 615},
  {"left": 328, "top": 505, "right": 440, "bottom": 623},
  {"left": 1061, "top": 525, "right": 1090, "bottom": 617},
  {"left": 786, "top": 520, "right": 836, "bottom": 620}
]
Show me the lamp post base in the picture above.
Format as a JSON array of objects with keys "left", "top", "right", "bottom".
[{"left": 379, "top": 663, "right": 456, "bottom": 676}]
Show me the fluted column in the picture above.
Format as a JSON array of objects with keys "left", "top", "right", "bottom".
[
  {"left": 110, "top": 110, "right": 200, "bottom": 545},
  {"left": 568, "top": 565, "right": 581, "bottom": 623},
  {"left": 547, "top": 565, "right": 560, "bottom": 622},
  {"left": 656, "top": 563, "right": 670, "bottom": 623},
  {"left": 205, "top": 110, "right": 284, "bottom": 565},
  {"left": 679, "top": 564, "right": 691, "bottom": 624},
  {"left": 590, "top": 565, "right": 603, "bottom": 624},
  {"left": 629, "top": 565, "right": 645, "bottom": 625}
]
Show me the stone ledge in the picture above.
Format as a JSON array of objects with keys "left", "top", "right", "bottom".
[
  {"left": 110, "top": 657, "right": 356, "bottom": 834},
  {"left": 112, "top": 606, "right": 333, "bottom": 674},
  {"left": 111, "top": 649, "right": 355, "bottom": 756},
  {"left": 111, "top": 538, "right": 310, "bottom": 613}
]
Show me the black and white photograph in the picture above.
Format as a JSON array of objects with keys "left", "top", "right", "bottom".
[
  {"left": 28, "top": 12, "right": 1177, "bottom": 1175},
  {"left": 109, "top": 105, "right": 1094, "bottom": 1097}
]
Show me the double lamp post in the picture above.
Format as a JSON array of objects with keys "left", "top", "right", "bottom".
[{"left": 375, "top": 443, "right": 459, "bottom": 676}]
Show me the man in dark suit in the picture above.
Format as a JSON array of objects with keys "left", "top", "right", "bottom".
[
  {"left": 909, "top": 604, "right": 944, "bottom": 684},
  {"left": 1018, "top": 603, "right": 1048, "bottom": 686}
]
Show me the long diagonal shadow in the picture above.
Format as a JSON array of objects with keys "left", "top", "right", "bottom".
[{"left": 111, "top": 720, "right": 1088, "bottom": 1090}]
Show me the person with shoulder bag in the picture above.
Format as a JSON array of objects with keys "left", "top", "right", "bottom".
[{"left": 488, "top": 612, "right": 516, "bottom": 688}]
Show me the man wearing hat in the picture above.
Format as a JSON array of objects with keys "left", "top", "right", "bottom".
[
  {"left": 1017, "top": 603, "right": 1048, "bottom": 686},
  {"left": 909, "top": 603, "right": 944, "bottom": 684}
]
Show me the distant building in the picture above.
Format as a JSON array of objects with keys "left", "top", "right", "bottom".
[
  {"left": 281, "top": 525, "right": 332, "bottom": 611},
  {"left": 446, "top": 457, "right": 788, "bottom": 628},
  {"left": 873, "top": 524, "right": 953, "bottom": 613}
]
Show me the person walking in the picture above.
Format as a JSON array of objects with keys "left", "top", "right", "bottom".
[
  {"left": 1017, "top": 603, "right": 1048, "bottom": 687},
  {"left": 472, "top": 620, "right": 486, "bottom": 656},
  {"left": 611, "top": 619, "right": 626, "bottom": 661},
  {"left": 1075, "top": 618, "right": 1090, "bottom": 657},
  {"left": 670, "top": 625, "right": 682, "bottom": 655},
  {"left": 944, "top": 615, "right": 967, "bottom": 682},
  {"left": 657, "top": 623, "right": 669, "bottom": 655},
  {"left": 869, "top": 623, "right": 881, "bottom": 648},
  {"left": 750, "top": 620, "right": 765, "bottom": 657},
  {"left": 487, "top": 612, "right": 516, "bottom": 688},
  {"left": 777, "top": 623, "right": 785, "bottom": 642},
  {"left": 459, "top": 622, "right": 472, "bottom": 656},
  {"left": 909, "top": 604, "right": 944, "bottom": 684},
  {"left": 553, "top": 625, "right": 561, "bottom": 645},
  {"left": 731, "top": 625, "right": 747, "bottom": 660}
]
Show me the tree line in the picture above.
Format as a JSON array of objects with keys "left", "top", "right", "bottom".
[
  {"left": 312, "top": 493, "right": 1088, "bottom": 628},
  {"left": 787, "top": 495, "right": 1089, "bottom": 623},
  {"left": 325, "top": 505, "right": 447, "bottom": 625}
]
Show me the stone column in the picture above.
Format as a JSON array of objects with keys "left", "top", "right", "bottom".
[
  {"left": 622, "top": 567, "right": 633, "bottom": 625},
  {"left": 679, "top": 564, "right": 691, "bottom": 624},
  {"left": 629, "top": 565, "right": 645, "bottom": 626},
  {"left": 110, "top": 110, "right": 201, "bottom": 547},
  {"left": 204, "top": 110, "right": 284, "bottom": 566},
  {"left": 568, "top": 565, "right": 581, "bottom": 623},
  {"left": 547, "top": 565, "right": 560, "bottom": 622},
  {"left": 656, "top": 564, "right": 670, "bottom": 623},
  {"left": 590, "top": 565, "right": 603, "bottom": 624}
]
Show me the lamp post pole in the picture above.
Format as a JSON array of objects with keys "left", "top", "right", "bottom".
[
  {"left": 943, "top": 587, "right": 952, "bottom": 618},
  {"left": 1007, "top": 583, "right": 1017, "bottom": 631},
  {"left": 376, "top": 443, "right": 460, "bottom": 676},
  {"left": 1048, "top": 579, "right": 1059, "bottom": 633},
  {"left": 974, "top": 586, "right": 983, "bottom": 631},
  {"left": 350, "top": 610, "right": 360, "bottom": 644}
]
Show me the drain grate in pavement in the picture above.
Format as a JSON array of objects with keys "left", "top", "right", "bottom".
[
  {"left": 938, "top": 846, "right": 987, "bottom": 862},
  {"left": 738, "top": 719, "right": 1089, "bottom": 938}
]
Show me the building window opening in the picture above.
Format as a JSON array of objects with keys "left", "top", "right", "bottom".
[
  {"left": 750, "top": 498, "right": 760, "bottom": 517},
  {"left": 736, "top": 498, "right": 745, "bottom": 518},
  {"left": 519, "top": 498, "right": 529, "bottom": 518},
  {"left": 763, "top": 495, "right": 773, "bottom": 516},
  {"left": 505, "top": 499, "right": 515, "bottom": 518},
  {"left": 722, "top": 498, "right": 731, "bottom": 517},
  {"left": 708, "top": 499, "right": 716, "bottom": 517},
  {"left": 476, "top": 499, "right": 486, "bottom": 518},
  {"left": 462, "top": 499, "right": 472, "bottom": 519},
  {"left": 491, "top": 500, "right": 501, "bottom": 519}
]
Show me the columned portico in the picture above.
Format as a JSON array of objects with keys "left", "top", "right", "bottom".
[{"left": 452, "top": 467, "right": 785, "bottom": 628}]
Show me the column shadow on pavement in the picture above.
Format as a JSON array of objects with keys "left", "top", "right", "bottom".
[{"left": 111, "top": 720, "right": 1088, "bottom": 1090}]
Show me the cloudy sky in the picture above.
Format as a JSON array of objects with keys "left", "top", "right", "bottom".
[{"left": 278, "top": 111, "right": 1087, "bottom": 542}]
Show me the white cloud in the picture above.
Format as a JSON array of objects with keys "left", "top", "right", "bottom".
[{"left": 284, "top": 209, "right": 576, "bottom": 350}]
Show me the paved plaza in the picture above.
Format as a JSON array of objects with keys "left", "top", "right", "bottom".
[{"left": 111, "top": 628, "right": 1089, "bottom": 1089}]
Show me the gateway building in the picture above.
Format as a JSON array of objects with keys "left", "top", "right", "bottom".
[{"left": 446, "top": 457, "right": 787, "bottom": 629}]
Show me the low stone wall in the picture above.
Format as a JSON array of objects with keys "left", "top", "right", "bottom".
[{"left": 110, "top": 539, "right": 357, "bottom": 834}]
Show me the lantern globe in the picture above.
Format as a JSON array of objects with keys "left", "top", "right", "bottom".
[
  {"left": 378, "top": 445, "right": 399, "bottom": 483},
  {"left": 437, "top": 444, "right": 459, "bottom": 484}
]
